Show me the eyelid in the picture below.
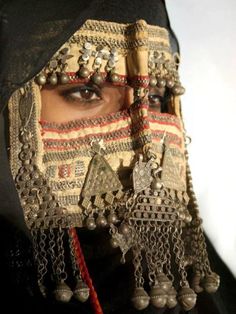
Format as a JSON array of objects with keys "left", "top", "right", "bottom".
[
  {"left": 60, "top": 84, "right": 101, "bottom": 96},
  {"left": 148, "top": 94, "right": 163, "bottom": 101},
  {"left": 59, "top": 84, "right": 102, "bottom": 102}
]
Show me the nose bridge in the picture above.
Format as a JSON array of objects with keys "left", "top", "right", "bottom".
[{"left": 123, "top": 85, "right": 134, "bottom": 108}]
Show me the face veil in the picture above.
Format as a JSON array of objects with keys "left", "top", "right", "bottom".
[{"left": 0, "top": 1, "right": 221, "bottom": 314}]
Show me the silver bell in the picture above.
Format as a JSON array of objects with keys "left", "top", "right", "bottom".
[
  {"left": 131, "top": 287, "right": 150, "bottom": 310},
  {"left": 178, "top": 286, "right": 197, "bottom": 311},
  {"left": 74, "top": 280, "right": 90, "bottom": 302},
  {"left": 53, "top": 281, "right": 73, "bottom": 303},
  {"left": 150, "top": 285, "right": 167, "bottom": 308}
]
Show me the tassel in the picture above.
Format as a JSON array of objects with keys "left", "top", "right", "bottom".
[{"left": 69, "top": 228, "right": 103, "bottom": 314}]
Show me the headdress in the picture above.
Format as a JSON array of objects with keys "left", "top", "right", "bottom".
[{"left": 7, "top": 16, "right": 219, "bottom": 314}]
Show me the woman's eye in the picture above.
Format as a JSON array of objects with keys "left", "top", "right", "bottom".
[
  {"left": 71, "top": 88, "right": 100, "bottom": 101},
  {"left": 148, "top": 94, "right": 161, "bottom": 103},
  {"left": 148, "top": 94, "right": 162, "bottom": 106},
  {"left": 60, "top": 85, "right": 101, "bottom": 103}
]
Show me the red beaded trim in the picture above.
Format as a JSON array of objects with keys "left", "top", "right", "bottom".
[{"left": 130, "top": 75, "right": 150, "bottom": 88}]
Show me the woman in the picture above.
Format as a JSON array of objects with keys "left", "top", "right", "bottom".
[{"left": 0, "top": 1, "right": 234, "bottom": 313}]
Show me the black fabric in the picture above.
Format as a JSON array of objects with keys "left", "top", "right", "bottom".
[{"left": 0, "top": 1, "right": 235, "bottom": 313}]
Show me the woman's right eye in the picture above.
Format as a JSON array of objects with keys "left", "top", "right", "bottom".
[{"left": 60, "top": 85, "right": 101, "bottom": 103}]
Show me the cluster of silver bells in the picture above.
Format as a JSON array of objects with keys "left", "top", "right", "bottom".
[
  {"left": 131, "top": 271, "right": 219, "bottom": 311},
  {"left": 132, "top": 281, "right": 195, "bottom": 311},
  {"left": 52, "top": 279, "right": 90, "bottom": 303}
]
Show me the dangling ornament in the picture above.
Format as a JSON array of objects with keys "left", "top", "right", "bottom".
[
  {"left": 81, "top": 140, "right": 123, "bottom": 228},
  {"left": 74, "top": 279, "right": 90, "bottom": 302},
  {"left": 107, "top": 136, "right": 199, "bottom": 311},
  {"left": 53, "top": 281, "right": 73, "bottom": 303}
]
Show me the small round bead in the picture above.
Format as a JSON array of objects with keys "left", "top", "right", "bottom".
[
  {"left": 151, "top": 179, "right": 163, "bottom": 190},
  {"left": 157, "top": 78, "right": 166, "bottom": 88},
  {"left": 166, "top": 79, "right": 175, "bottom": 88},
  {"left": 149, "top": 76, "right": 157, "bottom": 87},
  {"left": 49, "top": 73, "right": 58, "bottom": 85},
  {"left": 86, "top": 217, "right": 96, "bottom": 230},
  {"left": 184, "top": 213, "right": 192, "bottom": 223},
  {"left": 78, "top": 67, "right": 90, "bottom": 78},
  {"left": 119, "top": 223, "right": 130, "bottom": 235},
  {"left": 36, "top": 74, "right": 47, "bottom": 85},
  {"left": 107, "top": 213, "right": 118, "bottom": 224},
  {"left": 92, "top": 73, "right": 104, "bottom": 85},
  {"left": 110, "top": 73, "right": 119, "bottom": 83},
  {"left": 172, "top": 85, "right": 185, "bottom": 95},
  {"left": 110, "top": 238, "right": 119, "bottom": 248},
  {"left": 60, "top": 73, "right": 69, "bottom": 84},
  {"left": 96, "top": 215, "right": 107, "bottom": 227},
  {"left": 178, "top": 211, "right": 186, "bottom": 221}
]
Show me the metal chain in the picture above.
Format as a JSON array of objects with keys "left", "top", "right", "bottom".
[
  {"left": 55, "top": 227, "right": 67, "bottom": 281},
  {"left": 68, "top": 229, "right": 82, "bottom": 279},
  {"left": 157, "top": 225, "right": 165, "bottom": 268},
  {"left": 142, "top": 223, "right": 156, "bottom": 285},
  {"left": 152, "top": 222, "right": 164, "bottom": 274},
  {"left": 163, "top": 222, "right": 174, "bottom": 282},
  {"left": 132, "top": 222, "right": 144, "bottom": 288},
  {"left": 172, "top": 221, "right": 188, "bottom": 287},
  {"left": 185, "top": 150, "right": 211, "bottom": 275},
  {"left": 48, "top": 228, "right": 57, "bottom": 275},
  {"left": 33, "top": 229, "right": 48, "bottom": 286}
]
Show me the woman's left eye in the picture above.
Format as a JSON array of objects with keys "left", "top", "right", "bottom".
[
  {"left": 149, "top": 94, "right": 161, "bottom": 103},
  {"left": 148, "top": 94, "right": 162, "bottom": 107}
]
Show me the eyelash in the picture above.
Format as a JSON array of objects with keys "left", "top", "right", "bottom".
[{"left": 60, "top": 85, "right": 101, "bottom": 103}]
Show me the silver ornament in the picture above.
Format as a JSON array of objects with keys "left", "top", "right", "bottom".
[
  {"left": 53, "top": 281, "right": 73, "bottom": 303},
  {"left": 74, "top": 280, "right": 90, "bottom": 302}
]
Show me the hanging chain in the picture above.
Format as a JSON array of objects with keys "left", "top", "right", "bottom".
[
  {"left": 31, "top": 229, "right": 48, "bottom": 294},
  {"left": 68, "top": 229, "right": 82, "bottom": 279},
  {"left": 142, "top": 224, "right": 156, "bottom": 285},
  {"left": 48, "top": 228, "right": 57, "bottom": 275},
  {"left": 185, "top": 149, "right": 211, "bottom": 275},
  {"left": 162, "top": 222, "right": 174, "bottom": 282},
  {"left": 172, "top": 221, "right": 188, "bottom": 287},
  {"left": 55, "top": 227, "right": 67, "bottom": 281},
  {"left": 132, "top": 222, "right": 144, "bottom": 288}
]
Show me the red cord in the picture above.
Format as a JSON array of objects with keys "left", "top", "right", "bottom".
[{"left": 69, "top": 228, "right": 103, "bottom": 314}]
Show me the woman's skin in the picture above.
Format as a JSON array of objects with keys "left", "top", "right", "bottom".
[{"left": 40, "top": 83, "right": 165, "bottom": 122}]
